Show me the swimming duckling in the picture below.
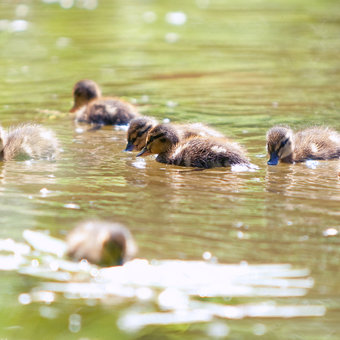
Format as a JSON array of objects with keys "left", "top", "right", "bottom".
[
  {"left": 137, "top": 124, "right": 252, "bottom": 169},
  {"left": 124, "top": 117, "right": 225, "bottom": 152},
  {"left": 0, "top": 124, "right": 59, "bottom": 161},
  {"left": 70, "top": 79, "right": 139, "bottom": 125},
  {"left": 266, "top": 125, "right": 340, "bottom": 165},
  {"left": 66, "top": 221, "right": 137, "bottom": 266}
]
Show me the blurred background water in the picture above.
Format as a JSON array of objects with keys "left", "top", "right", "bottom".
[{"left": 0, "top": 0, "right": 339, "bottom": 339}]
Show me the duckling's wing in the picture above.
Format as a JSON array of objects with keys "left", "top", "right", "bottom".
[
  {"left": 170, "top": 138, "right": 250, "bottom": 169},
  {"left": 295, "top": 127, "right": 340, "bottom": 161},
  {"left": 86, "top": 98, "right": 139, "bottom": 125}
]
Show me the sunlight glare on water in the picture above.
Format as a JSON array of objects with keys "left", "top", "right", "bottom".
[
  {"left": 0, "top": 0, "right": 339, "bottom": 338},
  {"left": 0, "top": 230, "right": 325, "bottom": 332}
]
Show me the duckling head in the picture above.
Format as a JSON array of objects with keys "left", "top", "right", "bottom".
[
  {"left": 124, "top": 117, "right": 157, "bottom": 152},
  {"left": 99, "top": 225, "right": 136, "bottom": 266},
  {"left": 266, "top": 126, "right": 293, "bottom": 165},
  {"left": 136, "top": 124, "right": 179, "bottom": 157},
  {"left": 66, "top": 221, "right": 137, "bottom": 267},
  {"left": 70, "top": 79, "right": 101, "bottom": 113}
]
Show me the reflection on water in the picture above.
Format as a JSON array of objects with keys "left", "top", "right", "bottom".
[
  {"left": 0, "top": 231, "right": 326, "bottom": 332},
  {"left": 0, "top": 0, "right": 340, "bottom": 338},
  {"left": 0, "top": 159, "right": 58, "bottom": 186},
  {"left": 265, "top": 161, "right": 340, "bottom": 200}
]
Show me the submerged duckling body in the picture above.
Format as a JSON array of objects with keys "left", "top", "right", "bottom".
[
  {"left": 70, "top": 80, "right": 139, "bottom": 125},
  {"left": 66, "top": 221, "right": 137, "bottom": 266},
  {"left": 125, "top": 117, "right": 225, "bottom": 152},
  {"left": 137, "top": 124, "right": 252, "bottom": 169},
  {"left": 266, "top": 126, "right": 340, "bottom": 165},
  {"left": 0, "top": 124, "right": 59, "bottom": 161}
]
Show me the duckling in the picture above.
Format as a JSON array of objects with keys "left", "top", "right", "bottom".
[
  {"left": 136, "top": 123, "right": 252, "bottom": 169},
  {"left": 266, "top": 125, "right": 340, "bottom": 165},
  {"left": 66, "top": 221, "right": 137, "bottom": 266},
  {"left": 70, "top": 79, "right": 139, "bottom": 125},
  {"left": 0, "top": 124, "right": 59, "bottom": 161},
  {"left": 124, "top": 116, "right": 225, "bottom": 152}
]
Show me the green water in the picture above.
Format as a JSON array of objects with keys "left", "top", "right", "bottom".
[{"left": 0, "top": 0, "right": 340, "bottom": 339}]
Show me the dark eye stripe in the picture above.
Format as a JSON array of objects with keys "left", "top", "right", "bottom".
[
  {"left": 137, "top": 125, "right": 152, "bottom": 138},
  {"left": 281, "top": 138, "right": 289, "bottom": 146},
  {"left": 147, "top": 133, "right": 165, "bottom": 146},
  {"left": 129, "top": 125, "right": 153, "bottom": 145},
  {"left": 128, "top": 122, "right": 146, "bottom": 139},
  {"left": 278, "top": 138, "right": 289, "bottom": 151},
  {"left": 136, "top": 122, "right": 146, "bottom": 130},
  {"left": 128, "top": 130, "right": 137, "bottom": 143}
]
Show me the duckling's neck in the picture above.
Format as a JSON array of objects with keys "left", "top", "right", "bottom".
[
  {"left": 280, "top": 135, "right": 295, "bottom": 163},
  {"left": 156, "top": 152, "right": 171, "bottom": 163},
  {"left": 156, "top": 138, "right": 179, "bottom": 164},
  {"left": 154, "top": 128, "right": 180, "bottom": 163},
  {"left": 156, "top": 143, "right": 177, "bottom": 163},
  {"left": 281, "top": 154, "right": 294, "bottom": 163}
]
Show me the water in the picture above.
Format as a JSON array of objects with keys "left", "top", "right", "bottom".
[{"left": 0, "top": 0, "right": 340, "bottom": 339}]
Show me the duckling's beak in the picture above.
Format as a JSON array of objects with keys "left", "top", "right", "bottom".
[
  {"left": 69, "top": 105, "right": 77, "bottom": 113},
  {"left": 267, "top": 152, "right": 279, "bottom": 165},
  {"left": 136, "top": 147, "right": 151, "bottom": 157},
  {"left": 124, "top": 141, "right": 135, "bottom": 152}
]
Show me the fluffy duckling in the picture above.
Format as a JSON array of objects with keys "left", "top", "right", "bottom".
[
  {"left": 266, "top": 125, "right": 340, "bottom": 165},
  {"left": 66, "top": 221, "right": 137, "bottom": 266},
  {"left": 70, "top": 79, "right": 139, "bottom": 125},
  {"left": 137, "top": 123, "right": 251, "bottom": 169},
  {"left": 0, "top": 124, "right": 59, "bottom": 161},
  {"left": 124, "top": 116, "right": 224, "bottom": 152}
]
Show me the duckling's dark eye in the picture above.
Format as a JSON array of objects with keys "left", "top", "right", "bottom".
[
  {"left": 160, "top": 138, "right": 166, "bottom": 143},
  {"left": 137, "top": 125, "right": 152, "bottom": 138},
  {"left": 147, "top": 133, "right": 165, "bottom": 145},
  {"left": 280, "top": 138, "right": 289, "bottom": 148}
]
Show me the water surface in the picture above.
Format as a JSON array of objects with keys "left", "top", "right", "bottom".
[{"left": 0, "top": 0, "right": 340, "bottom": 339}]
